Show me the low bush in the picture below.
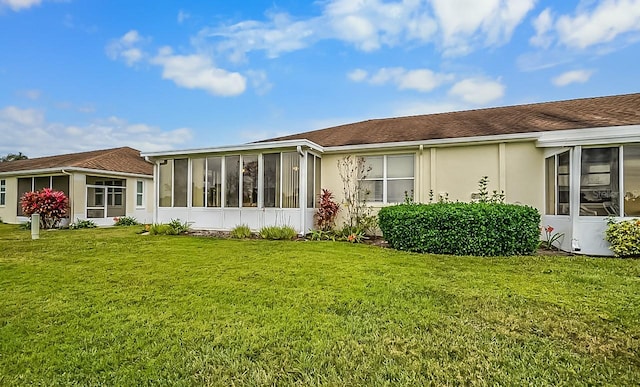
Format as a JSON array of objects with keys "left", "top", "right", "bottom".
[
  {"left": 605, "top": 218, "right": 640, "bottom": 257},
  {"left": 259, "top": 225, "right": 298, "bottom": 240},
  {"left": 69, "top": 219, "right": 97, "bottom": 230},
  {"left": 230, "top": 224, "right": 252, "bottom": 239},
  {"left": 148, "top": 219, "right": 190, "bottom": 236},
  {"left": 378, "top": 203, "right": 540, "bottom": 256},
  {"left": 113, "top": 216, "right": 140, "bottom": 226}
]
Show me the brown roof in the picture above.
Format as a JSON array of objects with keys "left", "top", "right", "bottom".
[
  {"left": 0, "top": 147, "right": 153, "bottom": 175},
  {"left": 263, "top": 93, "right": 640, "bottom": 147}
]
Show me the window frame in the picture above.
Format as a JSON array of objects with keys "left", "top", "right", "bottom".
[
  {"left": 0, "top": 179, "right": 5, "bottom": 206},
  {"left": 359, "top": 154, "right": 415, "bottom": 204},
  {"left": 136, "top": 180, "right": 145, "bottom": 208},
  {"left": 545, "top": 150, "right": 571, "bottom": 216}
]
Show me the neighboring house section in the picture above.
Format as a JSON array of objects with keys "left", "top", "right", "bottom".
[
  {"left": 144, "top": 93, "right": 640, "bottom": 256},
  {"left": 0, "top": 147, "right": 154, "bottom": 226}
]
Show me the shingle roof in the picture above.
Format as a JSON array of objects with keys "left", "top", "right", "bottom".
[
  {"left": 263, "top": 93, "right": 640, "bottom": 147},
  {"left": 0, "top": 147, "right": 153, "bottom": 175}
]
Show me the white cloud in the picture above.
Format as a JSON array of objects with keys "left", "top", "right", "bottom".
[
  {"left": 431, "top": 0, "right": 536, "bottom": 55},
  {"left": 348, "top": 68, "right": 368, "bottom": 82},
  {"left": 528, "top": 1, "right": 640, "bottom": 50},
  {"left": 556, "top": 0, "right": 640, "bottom": 49},
  {"left": 246, "top": 70, "right": 273, "bottom": 95},
  {"left": 0, "top": 106, "right": 193, "bottom": 157},
  {"left": 552, "top": 69, "right": 594, "bottom": 86},
  {"left": 448, "top": 77, "right": 505, "bottom": 105},
  {"left": 203, "top": 0, "right": 530, "bottom": 60},
  {"left": 106, "top": 30, "right": 148, "bottom": 66},
  {"left": 530, "top": 8, "right": 553, "bottom": 48},
  {"left": 151, "top": 47, "right": 246, "bottom": 97},
  {"left": 177, "top": 9, "right": 190, "bottom": 24},
  {"left": 352, "top": 67, "right": 453, "bottom": 92},
  {"left": 0, "top": 0, "right": 41, "bottom": 11}
]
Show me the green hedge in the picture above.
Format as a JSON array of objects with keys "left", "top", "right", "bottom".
[{"left": 378, "top": 203, "right": 540, "bottom": 256}]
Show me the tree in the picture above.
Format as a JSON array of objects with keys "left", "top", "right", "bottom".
[{"left": 0, "top": 152, "right": 28, "bottom": 162}]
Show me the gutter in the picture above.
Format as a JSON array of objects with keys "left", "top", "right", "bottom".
[{"left": 0, "top": 167, "right": 152, "bottom": 179}]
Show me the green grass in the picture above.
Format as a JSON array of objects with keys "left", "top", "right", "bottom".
[{"left": 0, "top": 224, "right": 639, "bottom": 385}]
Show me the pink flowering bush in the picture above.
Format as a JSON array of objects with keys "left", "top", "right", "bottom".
[{"left": 20, "top": 188, "right": 68, "bottom": 229}]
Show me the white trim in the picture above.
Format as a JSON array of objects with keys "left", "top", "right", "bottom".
[
  {"left": 141, "top": 139, "right": 324, "bottom": 158},
  {"left": 322, "top": 132, "right": 540, "bottom": 153},
  {"left": 0, "top": 167, "right": 152, "bottom": 179},
  {"left": 537, "top": 125, "right": 640, "bottom": 147}
]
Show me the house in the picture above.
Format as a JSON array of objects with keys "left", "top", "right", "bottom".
[
  {"left": 141, "top": 93, "right": 640, "bottom": 256},
  {"left": 0, "top": 147, "right": 154, "bottom": 226}
]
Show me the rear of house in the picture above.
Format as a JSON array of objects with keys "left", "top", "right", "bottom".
[
  {"left": 0, "top": 147, "right": 154, "bottom": 226},
  {"left": 143, "top": 93, "right": 640, "bottom": 256}
]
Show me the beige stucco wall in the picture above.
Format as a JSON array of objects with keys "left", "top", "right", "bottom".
[
  {"left": 319, "top": 141, "right": 545, "bottom": 229},
  {"left": 0, "top": 177, "right": 18, "bottom": 223}
]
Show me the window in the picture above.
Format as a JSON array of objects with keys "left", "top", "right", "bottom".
[
  {"left": 263, "top": 153, "right": 281, "bottom": 208},
  {"left": 545, "top": 151, "right": 570, "bottom": 215},
  {"left": 360, "top": 154, "right": 414, "bottom": 203},
  {"left": 225, "top": 155, "right": 240, "bottom": 207},
  {"left": 0, "top": 179, "right": 5, "bottom": 206},
  {"left": 159, "top": 160, "right": 172, "bottom": 207},
  {"left": 173, "top": 159, "right": 188, "bottom": 207},
  {"left": 242, "top": 155, "right": 258, "bottom": 207},
  {"left": 136, "top": 180, "right": 144, "bottom": 207},
  {"left": 306, "top": 154, "right": 322, "bottom": 208},
  {"left": 86, "top": 176, "right": 126, "bottom": 218},
  {"left": 192, "top": 158, "right": 206, "bottom": 207},
  {"left": 580, "top": 148, "right": 619, "bottom": 216},
  {"left": 282, "top": 152, "right": 300, "bottom": 208},
  {"left": 207, "top": 157, "right": 222, "bottom": 207},
  {"left": 623, "top": 145, "right": 640, "bottom": 216}
]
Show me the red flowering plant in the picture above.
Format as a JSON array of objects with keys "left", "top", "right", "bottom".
[
  {"left": 542, "top": 225, "right": 564, "bottom": 250},
  {"left": 315, "top": 188, "right": 340, "bottom": 232},
  {"left": 20, "top": 188, "right": 69, "bottom": 229}
]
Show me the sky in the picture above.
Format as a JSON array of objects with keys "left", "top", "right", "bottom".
[{"left": 1, "top": 0, "right": 639, "bottom": 158}]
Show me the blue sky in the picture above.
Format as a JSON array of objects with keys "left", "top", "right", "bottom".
[{"left": 1, "top": 0, "right": 639, "bottom": 157}]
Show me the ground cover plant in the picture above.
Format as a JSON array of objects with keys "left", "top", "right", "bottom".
[{"left": 0, "top": 224, "right": 638, "bottom": 385}]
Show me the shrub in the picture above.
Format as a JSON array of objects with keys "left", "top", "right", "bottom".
[
  {"left": 378, "top": 202, "right": 540, "bottom": 256},
  {"left": 69, "top": 219, "right": 97, "bottom": 229},
  {"left": 168, "top": 219, "right": 190, "bottom": 234},
  {"left": 149, "top": 224, "right": 178, "bottom": 236},
  {"left": 605, "top": 218, "right": 640, "bottom": 257},
  {"left": 20, "top": 188, "right": 68, "bottom": 229},
  {"left": 148, "top": 219, "right": 190, "bottom": 236},
  {"left": 230, "top": 224, "right": 252, "bottom": 239},
  {"left": 315, "top": 189, "right": 340, "bottom": 231},
  {"left": 114, "top": 216, "right": 140, "bottom": 226},
  {"left": 259, "top": 225, "right": 298, "bottom": 240}
]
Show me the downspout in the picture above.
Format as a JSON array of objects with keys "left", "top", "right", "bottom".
[{"left": 297, "top": 145, "right": 306, "bottom": 235}]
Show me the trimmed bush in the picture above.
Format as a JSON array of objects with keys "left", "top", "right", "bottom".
[
  {"left": 378, "top": 203, "right": 540, "bottom": 256},
  {"left": 605, "top": 218, "right": 640, "bottom": 257}
]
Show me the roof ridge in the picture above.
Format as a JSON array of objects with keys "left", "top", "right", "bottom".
[{"left": 71, "top": 146, "right": 134, "bottom": 167}]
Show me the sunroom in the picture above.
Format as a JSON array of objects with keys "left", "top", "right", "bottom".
[
  {"left": 141, "top": 140, "right": 323, "bottom": 233},
  {"left": 540, "top": 126, "right": 640, "bottom": 256}
]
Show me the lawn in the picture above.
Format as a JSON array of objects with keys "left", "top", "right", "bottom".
[{"left": 0, "top": 224, "right": 639, "bottom": 385}]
